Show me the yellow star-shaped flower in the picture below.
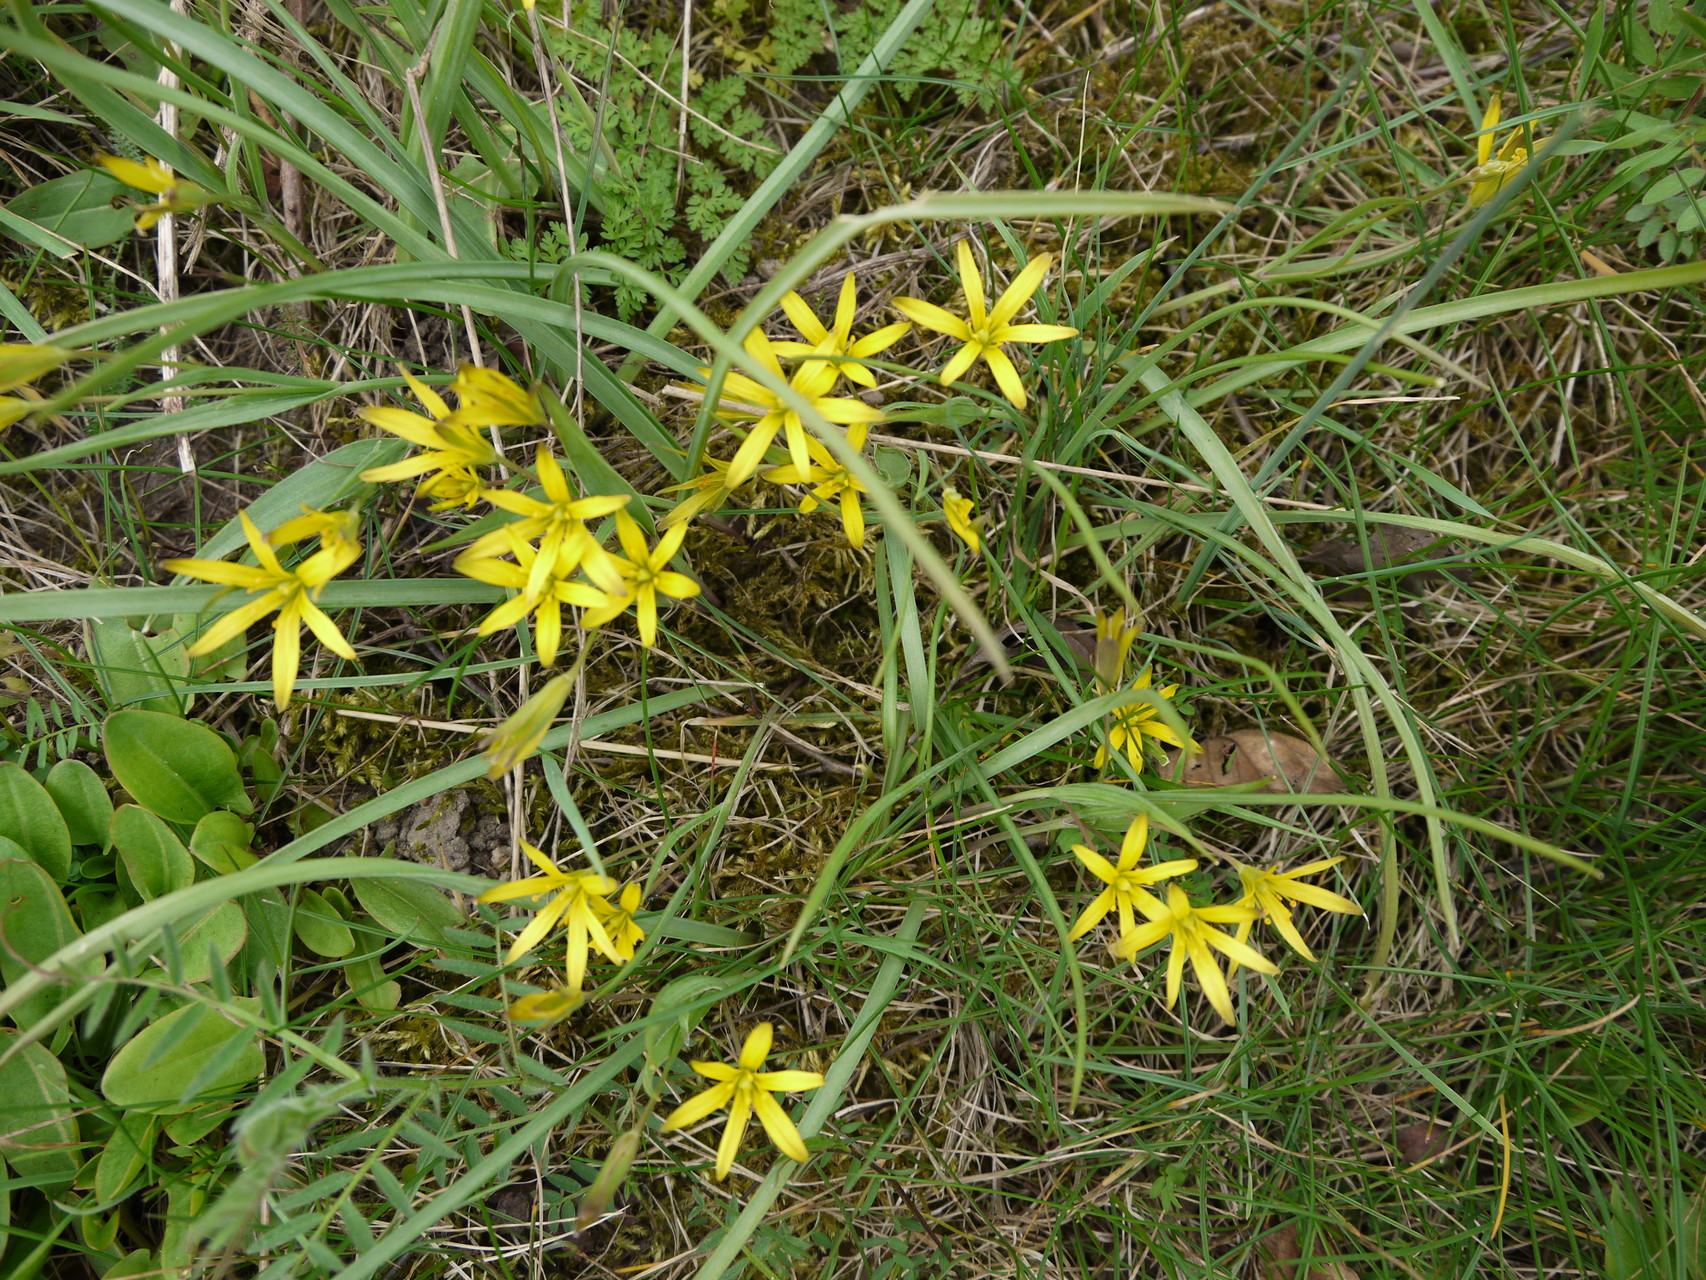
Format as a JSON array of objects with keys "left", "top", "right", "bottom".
[
  {"left": 597, "top": 883, "right": 646, "bottom": 961},
  {"left": 578, "top": 510, "right": 701, "bottom": 647},
  {"left": 1467, "top": 92, "right": 1532, "bottom": 208},
  {"left": 708, "top": 330, "right": 885, "bottom": 489},
  {"left": 660, "top": 1023, "right": 825, "bottom": 1181},
  {"left": 772, "top": 271, "right": 911, "bottom": 388},
  {"left": 659, "top": 453, "right": 741, "bottom": 529},
  {"left": 455, "top": 526, "right": 611, "bottom": 666},
  {"left": 477, "top": 841, "right": 621, "bottom": 993},
  {"left": 1231, "top": 856, "right": 1362, "bottom": 962},
  {"left": 893, "top": 240, "right": 1078, "bottom": 411},
  {"left": 1113, "top": 884, "right": 1278, "bottom": 1026},
  {"left": 471, "top": 447, "right": 629, "bottom": 599},
  {"left": 1095, "top": 668, "right": 1195, "bottom": 771},
  {"left": 358, "top": 369, "right": 499, "bottom": 511},
  {"left": 163, "top": 510, "right": 360, "bottom": 709},
  {"left": 762, "top": 419, "right": 873, "bottom": 549},
  {"left": 1066, "top": 815, "right": 1197, "bottom": 944}
]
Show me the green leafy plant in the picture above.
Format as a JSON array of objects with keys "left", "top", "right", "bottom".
[{"left": 513, "top": 0, "right": 1016, "bottom": 316}]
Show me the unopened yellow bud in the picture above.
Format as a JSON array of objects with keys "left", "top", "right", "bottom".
[
  {"left": 506, "top": 987, "right": 583, "bottom": 1022},
  {"left": 482, "top": 674, "right": 572, "bottom": 777},
  {"left": 1093, "top": 608, "right": 1139, "bottom": 691},
  {"left": 577, "top": 1127, "right": 643, "bottom": 1231},
  {"left": 944, "top": 488, "right": 981, "bottom": 556}
]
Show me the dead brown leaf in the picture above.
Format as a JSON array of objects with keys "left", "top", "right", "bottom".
[
  {"left": 1298, "top": 525, "right": 1473, "bottom": 600},
  {"left": 1393, "top": 1120, "right": 1452, "bottom": 1165},
  {"left": 1162, "top": 729, "right": 1346, "bottom": 794},
  {"left": 1255, "top": 1224, "right": 1362, "bottom": 1280}
]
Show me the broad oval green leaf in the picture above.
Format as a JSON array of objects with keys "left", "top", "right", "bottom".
[
  {"left": 0, "top": 761, "right": 73, "bottom": 881},
  {"left": 0, "top": 1031, "right": 80, "bottom": 1185},
  {"left": 353, "top": 875, "right": 460, "bottom": 949},
  {"left": 1, "top": 169, "right": 135, "bottom": 253},
  {"left": 292, "top": 887, "right": 354, "bottom": 958},
  {"left": 0, "top": 858, "right": 98, "bottom": 1030},
  {"left": 101, "top": 997, "right": 265, "bottom": 1114},
  {"left": 110, "top": 805, "right": 195, "bottom": 901},
  {"left": 87, "top": 618, "right": 192, "bottom": 715},
  {"left": 104, "top": 711, "right": 252, "bottom": 822},
  {"left": 189, "top": 811, "right": 257, "bottom": 875},
  {"left": 149, "top": 901, "right": 247, "bottom": 985},
  {"left": 242, "top": 890, "right": 292, "bottom": 972},
  {"left": 45, "top": 759, "right": 114, "bottom": 848},
  {"left": 94, "top": 1112, "right": 157, "bottom": 1205}
]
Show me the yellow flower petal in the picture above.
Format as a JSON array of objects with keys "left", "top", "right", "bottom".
[{"left": 892, "top": 297, "right": 974, "bottom": 342}]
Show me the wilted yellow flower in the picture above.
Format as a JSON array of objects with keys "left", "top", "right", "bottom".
[
  {"left": 1093, "top": 607, "right": 1139, "bottom": 690},
  {"left": 943, "top": 488, "right": 981, "bottom": 556},
  {"left": 96, "top": 154, "right": 212, "bottom": 230},
  {"left": 660, "top": 1023, "right": 825, "bottom": 1181},
  {"left": 1096, "top": 668, "right": 1194, "bottom": 772},
  {"left": 1231, "top": 857, "right": 1362, "bottom": 962},
  {"left": 660, "top": 454, "right": 741, "bottom": 528},
  {"left": 578, "top": 510, "right": 700, "bottom": 647},
  {"left": 1113, "top": 884, "right": 1277, "bottom": 1026},
  {"left": 0, "top": 343, "right": 70, "bottom": 392},
  {"left": 0, "top": 343, "right": 72, "bottom": 427},
  {"left": 773, "top": 271, "right": 911, "bottom": 388},
  {"left": 708, "top": 330, "right": 884, "bottom": 488},
  {"left": 892, "top": 240, "right": 1078, "bottom": 411},
  {"left": 455, "top": 526, "right": 610, "bottom": 666},
  {"left": 481, "top": 673, "right": 573, "bottom": 776},
  {"left": 1467, "top": 92, "right": 1532, "bottom": 208},
  {"left": 163, "top": 510, "right": 360, "bottom": 709},
  {"left": 472, "top": 447, "right": 628, "bottom": 599},
  {"left": 477, "top": 841, "right": 620, "bottom": 993},
  {"left": 1066, "top": 815, "right": 1197, "bottom": 944},
  {"left": 507, "top": 987, "right": 581, "bottom": 1022},
  {"left": 762, "top": 419, "right": 873, "bottom": 549},
  {"left": 358, "top": 369, "right": 498, "bottom": 510}
]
